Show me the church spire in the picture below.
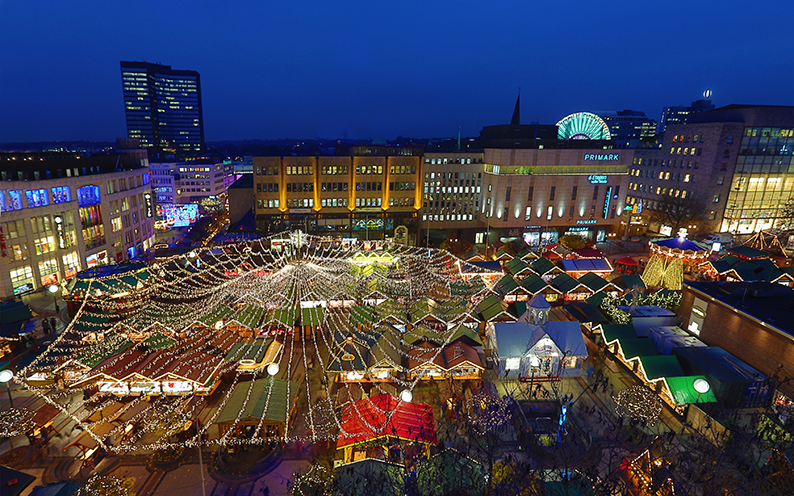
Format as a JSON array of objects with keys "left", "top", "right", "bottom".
[{"left": 510, "top": 88, "right": 521, "bottom": 125}]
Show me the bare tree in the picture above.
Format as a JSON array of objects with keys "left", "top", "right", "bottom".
[{"left": 649, "top": 194, "right": 709, "bottom": 233}]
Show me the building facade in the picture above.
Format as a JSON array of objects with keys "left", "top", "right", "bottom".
[
  {"left": 658, "top": 99, "right": 715, "bottom": 134},
  {"left": 627, "top": 105, "right": 794, "bottom": 236},
  {"left": 0, "top": 152, "right": 155, "bottom": 299},
  {"left": 253, "top": 147, "right": 422, "bottom": 241},
  {"left": 480, "top": 148, "right": 632, "bottom": 247},
  {"left": 120, "top": 61, "right": 205, "bottom": 153},
  {"left": 420, "top": 151, "right": 485, "bottom": 245},
  {"left": 594, "top": 110, "right": 657, "bottom": 145}
]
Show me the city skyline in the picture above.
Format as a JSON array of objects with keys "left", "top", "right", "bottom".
[{"left": 1, "top": 0, "right": 792, "bottom": 143}]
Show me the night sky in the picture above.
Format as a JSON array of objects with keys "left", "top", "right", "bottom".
[{"left": 1, "top": 0, "right": 792, "bottom": 143}]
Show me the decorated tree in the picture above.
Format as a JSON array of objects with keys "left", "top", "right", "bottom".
[{"left": 74, "top": 475, "right": 135, "bottom": 496}]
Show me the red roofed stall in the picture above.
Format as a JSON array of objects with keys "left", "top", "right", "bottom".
[{"left": 337, "top": 393, "right": 437, "bottom": 464}]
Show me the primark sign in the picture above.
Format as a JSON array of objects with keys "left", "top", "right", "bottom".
[{"left": 583, "top": 153, "right": 619, "bottom": 161}]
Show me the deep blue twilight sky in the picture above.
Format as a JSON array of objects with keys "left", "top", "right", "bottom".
[{"left": 1, "top": 0, "right": 792, "bottom": 143}]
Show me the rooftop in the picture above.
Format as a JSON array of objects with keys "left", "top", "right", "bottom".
[{"left": 684, "top": 281, "right": 794, "bottom": 338}]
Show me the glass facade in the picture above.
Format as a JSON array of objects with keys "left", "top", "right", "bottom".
[
  {"left": 121, "top": 61, "right": 204, "bottom": 153},
  {"left": 723, "top": 127, "right": 794, "bottom": 233}
]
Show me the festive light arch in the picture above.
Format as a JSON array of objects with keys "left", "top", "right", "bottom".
[{"left": 20, "top": 230, "right": 497, "bottom": 455}]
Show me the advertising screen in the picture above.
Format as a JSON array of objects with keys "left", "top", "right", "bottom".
[{"left": 156, "top": 203, "right": 200, "bottom": 228}]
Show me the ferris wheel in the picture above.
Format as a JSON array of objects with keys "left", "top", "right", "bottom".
[{"left": 556, "top": 112, "right": 612, "bottom": 140}]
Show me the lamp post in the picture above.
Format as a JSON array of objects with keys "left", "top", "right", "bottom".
[
  {"left": 48, "top": 283, "right": 59, "bottom": 313},
  {"left": 0, "top": 369, "right": 14, "bottom": 408},
  {"left": 693, "top": 378, "right": 710, "bottom": 404},
  {"left": 529, "top": 356, "right": 540, "bottom": 397}
]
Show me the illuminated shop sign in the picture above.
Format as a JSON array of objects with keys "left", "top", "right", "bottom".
[
  {"left": 54, "top": 215, "right": 67, "bottom": 249},
  {"left": 587, "top": 175, "right": 608, "bottom": 184},
  {"left": 583, "top": 154, "right": 619, "bottom": 161},
  {"left": 576, "top": 220, "right": 597, "bottom": 225},
  {"left": 144, "top": 193, "right": 153, "bottom": 218},
  {"left": 603, "top": 186, "right": 613, "bottom": 219},
  {"left": 567, "top": 227, "right": 590, "bottom": 232},
  {"left": 692, "top": 306, "right": 707, "bottom": 319}
]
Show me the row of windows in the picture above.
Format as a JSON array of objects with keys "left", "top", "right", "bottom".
[
  {"left": 671, "top": 134, "right": 706, "bottom": 143},
  {"left": 355, "top": 197, "right": 382, "bottom": 207},
  {"left": 426, "top": 171, "right": 481, "bottom": 180},
  {"left": 390, "top": 165, "right": 417, "bottom": 175},
  {"left": 256, "top": 166, "right": 280, "bottom": 176},
  {"left": 257, "top": 183, "right": 279, "bottom": 193},
  {"left": 669, "top": 147, "right": 701, "bottom": 156},
  {"left": 322, "top": 165, "right": 349, "bottom": 175},
  {"left": 424, "top": 157, "right": 480, "bottom": 165},
  {"left": 256, "top": 199, "right": 280, "bottom": 209},
  {"left": 321, "top": 198, "right": 348, "bottom": 207},
  {"left": 389, "top": 182, "right": 416, "bottom": 191},
  {"left": 322, "top": 182, "right": 349, "bottom": 192},
  {"left": 287, "top": 166, "right": 313, "bottom": 175},
  {"left": 356, "top": 182, "right": 382, "bottom": 191},
  {"left": 287, "top": 198, "right": 313, "bottom": 208},
  {"left": 356, "top": 165, "right": 383, "bottom": 175},
  {"left": 423, "top": 214, "right": 475, "bottom": 221},
  {"left": 632, "top": 159, "right": 700, "bottom": 170},
  {"left": 389, "top": 197, "right": 415, "bottom": 207},
  {"left": 286, "top": 183, "right": 313, "bottom": 192}
]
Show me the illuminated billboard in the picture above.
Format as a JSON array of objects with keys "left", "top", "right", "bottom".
[{"left": 156, "top": 203, "right": 199, "bottom": 228}]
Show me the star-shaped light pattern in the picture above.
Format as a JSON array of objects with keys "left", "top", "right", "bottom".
[{"left": 19, "top": 231, "right": 494, "bottom": 455}]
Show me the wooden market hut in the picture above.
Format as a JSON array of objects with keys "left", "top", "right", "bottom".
[
  {"left": 550, "top": 273, "right": 594, "bottom": 302},
  {"left": 336, "top": 393, "right": 437, "bottom": 464},
  {"left": 493, "top": 274, "right": 532, "bottom": 302},
  {"left": 530, "top": 257, "right": 564, "bottom": 280},
  {"left": 214, "top": 376, "right": 300, "bottom": 441}
]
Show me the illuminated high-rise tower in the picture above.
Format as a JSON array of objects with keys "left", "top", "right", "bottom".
[{"left": 120, "top": 61, "right": 205, "bottom": 153}]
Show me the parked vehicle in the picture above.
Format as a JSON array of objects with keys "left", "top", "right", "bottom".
[{"left": 702, "top": 233, "right": 734, "bottom": 247}]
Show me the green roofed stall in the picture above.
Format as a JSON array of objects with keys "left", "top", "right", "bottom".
[
  {"left": 301, "top": 307, "right": 324, "bottom": 326},
  {"left": 639, "top": 355, "right": 685, "bottom": 380},
  {"left": 600, "top": 324, "right": 636, "bottom": 344},
  {"left": 349, "top": 305, "right": 377, "bottom": 325},
  {"left": 214, "top": 377, "right": 300, "bottom": 435},
  {"left": 666, "top": 376, "right": 717, "bottom": 404}
]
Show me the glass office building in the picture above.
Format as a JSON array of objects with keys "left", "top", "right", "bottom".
[{"left": 120, "top": 61, "right": 205, "bottom": 153}]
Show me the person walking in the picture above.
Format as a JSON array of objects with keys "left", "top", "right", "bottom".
[
  {"left": 42, "top": 318, "right": 50, "bottom": 335},
  {"left": 49, "top": 317, "right": 58, "bottom": 333}
]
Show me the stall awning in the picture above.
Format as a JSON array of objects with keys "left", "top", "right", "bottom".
[
  {"left": 336, "top": 393, "right": 437, "bottom": 448},
  {"left": 215, "top": 377, "right": 299, "bottom": 425},
  {"left": 561, "top": 258, "right": 612, "bottom": 273}
]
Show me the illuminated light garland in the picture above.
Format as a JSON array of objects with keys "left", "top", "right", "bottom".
[
  {"left": 613, "top": 385, "right": 663, "bottom": 427},
  {"left": 466, "top": 392, "right": 510, "bottom": 434},
  {"left": 20, "top": 230, "right": 500, "bottom": 454},
  {"left": 0, "top": 408, "right": 37, "bottom": 438},
  {"left": 74, "top": 474, "right": 135, "bottom": 496}
]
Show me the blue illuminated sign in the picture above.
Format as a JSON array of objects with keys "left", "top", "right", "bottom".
[
  {"left": 603, "top": 186, "right": 613, "bottom": 219},
  {"left": 576, "top": 220, "right": 597, "bottom": 225},
  {"left": 587, "top": 175, "right": 608, "bottom": 184},
  {"left": 636, "top": 199, "right": 643, "bottom": 214},
  {"left": 583, "top": 154, "right": 619, "bottom": 161}
]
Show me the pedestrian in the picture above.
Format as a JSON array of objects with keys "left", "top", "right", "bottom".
[
  {"left": 42, "top": 318, "right": 50, "bottom": 334},
  {"left": 50, "top": 317, "right": 57, "bottom": 333}
]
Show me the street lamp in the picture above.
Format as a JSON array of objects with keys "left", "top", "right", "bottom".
[
  {"left": 48, "top": 283, "right": 59, "bottom": 313},
  {"left": 0, "top": 369, "right": 14, "bottom": 408},
  {"left": 529, "top": 356, "right": 540, "bottom": 397},
  {"left": 693, "top": 378, "right": 710, "bottom": 404}
]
